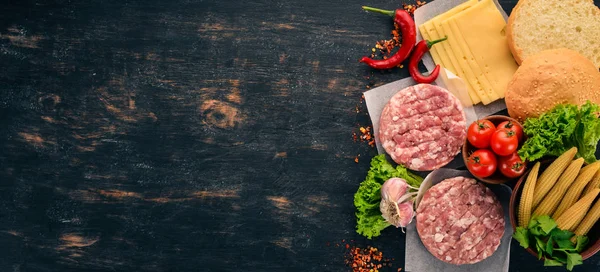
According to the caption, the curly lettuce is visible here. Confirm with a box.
[518,101,600,163]
[354,154,423,239]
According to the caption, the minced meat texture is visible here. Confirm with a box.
[378,84,467,171]
[416,177,505,265]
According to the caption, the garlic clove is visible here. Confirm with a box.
[396,201,415,227]
[380,198,415,228]
[381,177,409,202]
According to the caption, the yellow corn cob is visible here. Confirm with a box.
[519,162,540,227]
[582,169,600,196]
[532,147,578,208]
[555,188,600,231]
[573,197,600,237]
[554,161,600,218]
[533,158,585,216]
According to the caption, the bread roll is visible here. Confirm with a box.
[505,48,600,122]
[506,0,600,69]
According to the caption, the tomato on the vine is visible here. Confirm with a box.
[490,129,519,156]
[467,120,496,149]
[467,149,497,178]
[498,153,526,178]
[497,121,524,142]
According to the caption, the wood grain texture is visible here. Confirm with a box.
[0,0,598,271]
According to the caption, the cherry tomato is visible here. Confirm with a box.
[467,120,496,149]
[467,149,498,178]
[497,121,524,142]
[498,153,526,178]
[490,129,519,156]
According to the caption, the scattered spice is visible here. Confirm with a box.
[354,154,360,163]
[402,1,427,16]
[344,245,396,272]
[367,1,426,64]
[357,126,375,147]
[352,124,375,148]
[360,7,416,70]
[370,24,402,60]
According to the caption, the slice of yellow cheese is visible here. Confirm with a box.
[426,23,480,105]
[420,23,454,74]
[441,20,498,104]
[425,0,480,104]
[434,22,487,104]
[420,27,473,106]
[426,0,477,73]
[449,0,518,97]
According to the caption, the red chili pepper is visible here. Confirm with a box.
[408,37,448,83]
[360,6,416,70]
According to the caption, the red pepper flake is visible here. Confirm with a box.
[355,125,375,148]
[344,245,396,272]
[401,1,426,16]
[371,24,402,59]
[354,155,360,163]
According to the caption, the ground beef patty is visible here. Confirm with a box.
[378,84,466,171]
[416,177,504,265]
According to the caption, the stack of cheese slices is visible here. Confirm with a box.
[419,0,518,106]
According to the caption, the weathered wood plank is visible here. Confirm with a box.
[0,0,598,271]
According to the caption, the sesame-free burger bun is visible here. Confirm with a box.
[505,48,600,122]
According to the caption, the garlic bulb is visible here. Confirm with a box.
[380,178,418,228]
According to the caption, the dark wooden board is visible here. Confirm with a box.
[1,0,599,271]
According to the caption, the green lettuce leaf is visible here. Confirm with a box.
[354,155,423,239]
[518,101,600,163]
[574,102,600,163]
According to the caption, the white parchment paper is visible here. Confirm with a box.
[406,169,513,272]
[413,0,509,118]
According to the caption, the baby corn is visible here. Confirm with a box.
[553,161,600,218]
[555,188,600,231]
[532,147,577,208]
[573,197,600,237]
[533,158,585,217]
[519,162,540,227]
[582,169,600,196]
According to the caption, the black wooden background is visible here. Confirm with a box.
[1,0,599,271]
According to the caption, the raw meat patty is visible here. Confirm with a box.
[378,84,467,171]
[416,177,505,265]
